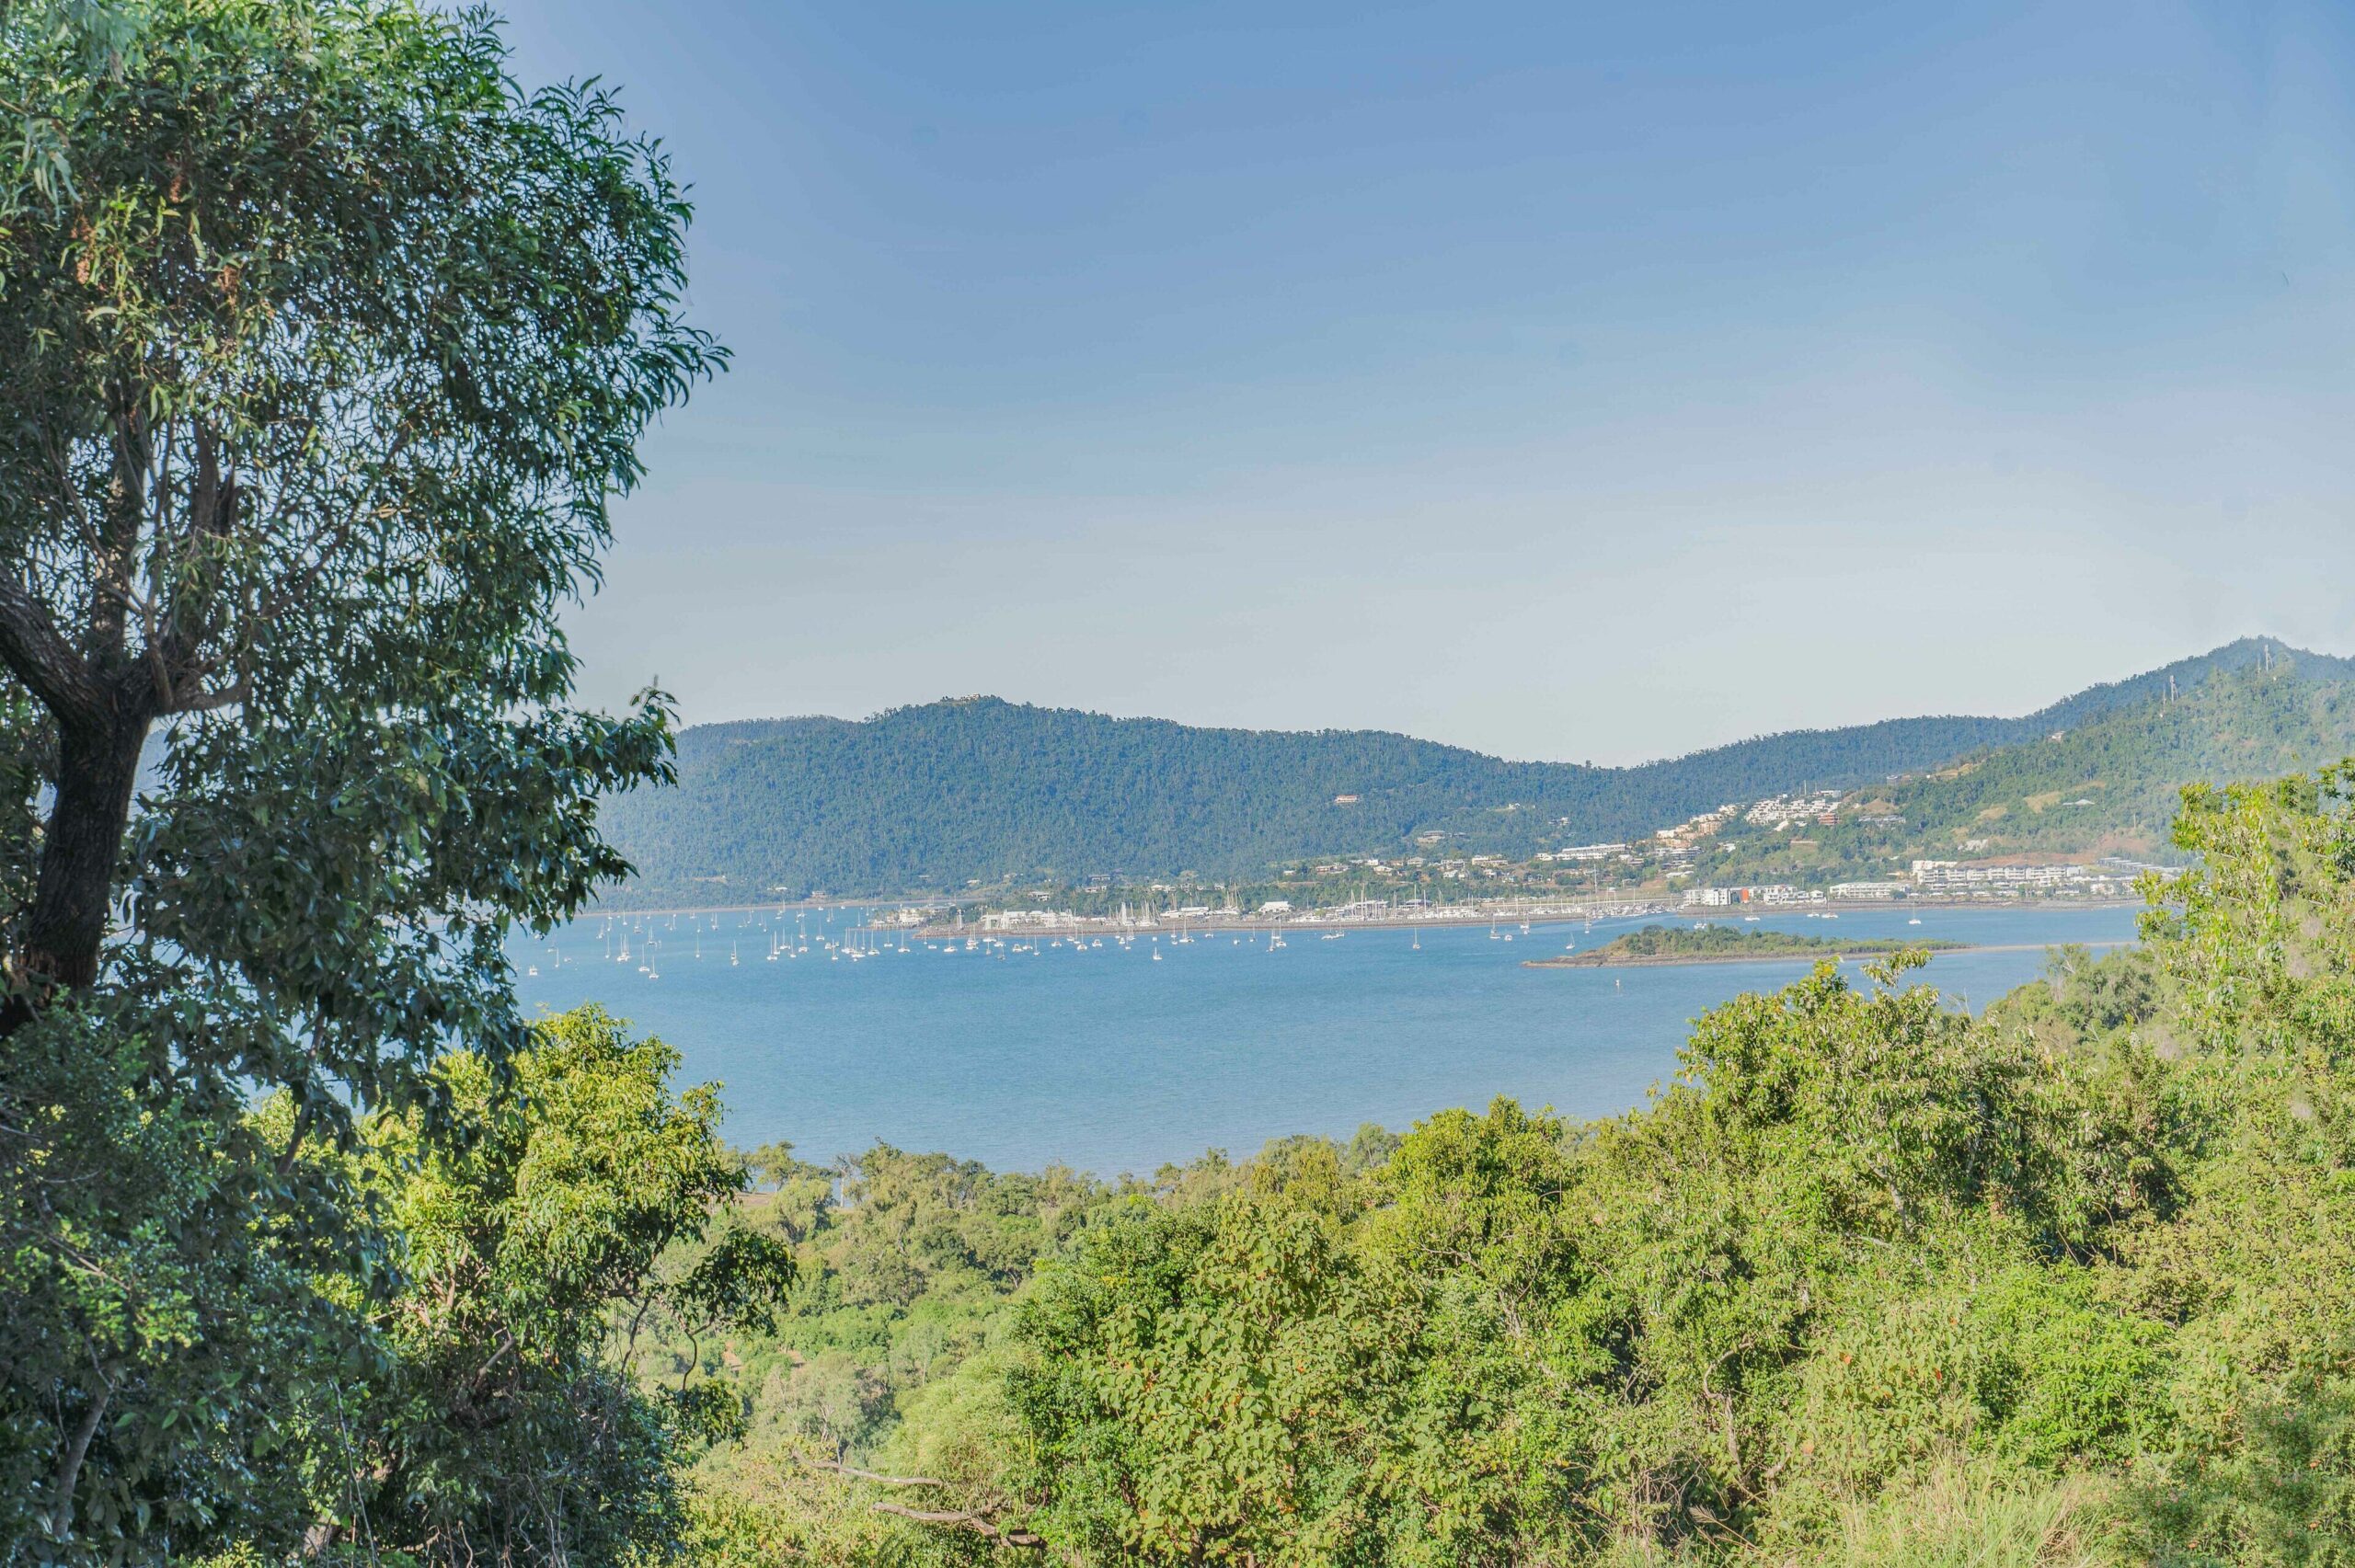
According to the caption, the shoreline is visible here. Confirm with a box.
[1524,938,2132,970]
[584,894,2147,932]
[896,898,2146,943]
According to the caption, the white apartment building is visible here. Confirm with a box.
[1829,880,1911,900]
[1910,861,2119,897]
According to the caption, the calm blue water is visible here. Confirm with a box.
[511,902,2142,1177]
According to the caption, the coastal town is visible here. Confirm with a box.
[899,787,2166,939]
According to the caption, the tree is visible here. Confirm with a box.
[0,0,716,1008]
[0,0,718,1555]
[346,1006,793,1566]
[743,1139,803,1193]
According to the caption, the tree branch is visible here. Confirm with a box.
[807,1458,949,1488]
[867,1502,1043,1548]
[148,430,236,706]
[798,1458,1045,1550]
[46,1360,113,1541]
[0,577,108,729]
[274,1094,318,1181]
[167,674,247,715]
[87,390,151,660]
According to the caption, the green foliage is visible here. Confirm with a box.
[0,1011,360,1554]
[337,1005,792,1565]
[0,0,716,1557]
[0,1003,786,1566]
[2120,1377,2355,1564]
[12,5,2355,1561]
[1542,921,1960,964]
[1007,1194,1418,1565]
[682,1146,1106,1466]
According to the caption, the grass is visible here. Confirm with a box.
[1817,1462,2112,1568]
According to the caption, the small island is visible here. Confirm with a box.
[1525,923,1965,968]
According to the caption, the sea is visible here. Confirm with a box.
[510,901,2142,1178]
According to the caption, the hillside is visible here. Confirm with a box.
[1890,658,2355,852]
[593,637,2349,904]
[1706,653,2355,887]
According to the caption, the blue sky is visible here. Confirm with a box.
[495,0,2355,764]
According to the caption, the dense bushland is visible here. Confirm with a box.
[666,764,2355,1565]
[1,1004,789,1564]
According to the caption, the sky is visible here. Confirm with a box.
[491,0,2355,766]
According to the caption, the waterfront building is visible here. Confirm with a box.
[1829,880,1911,900]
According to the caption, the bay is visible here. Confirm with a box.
[511,901,2142,1177]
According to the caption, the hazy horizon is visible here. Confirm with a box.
[492,1,2355,767]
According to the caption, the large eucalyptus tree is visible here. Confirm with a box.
[0,0,721,1553]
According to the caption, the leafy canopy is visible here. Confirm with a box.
[0,0,718,1557]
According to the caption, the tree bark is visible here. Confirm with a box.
[19,712,149,993]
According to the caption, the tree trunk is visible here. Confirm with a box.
[19,715,149,993]
[45,1371,111,1544]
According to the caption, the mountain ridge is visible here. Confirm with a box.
[675,636,2345,770]
[595,637,2347,903]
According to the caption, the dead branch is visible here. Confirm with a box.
[868,1501,1044,1549]
[805,1457,948,1488]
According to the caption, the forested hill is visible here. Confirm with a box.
[594,637,2344,903]
[1872,654,2355,853]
